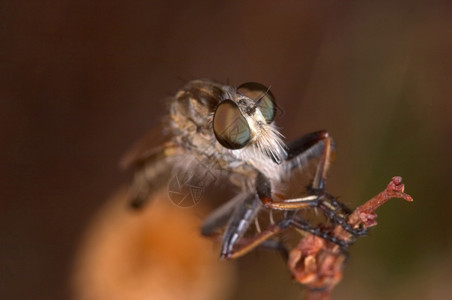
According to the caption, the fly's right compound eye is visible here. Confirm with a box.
[213,100,251,150]
[237,82,276,124]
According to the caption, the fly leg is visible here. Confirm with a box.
[221,217,292,259]
[256,130,336,209]
[278,130,336,209]
[258,130,335,211]
[214,194,263,259]
[213,132,363,260]
[289,216,351,249]
[201,192,290,259]
[201,192,249,236]
[257,173,366,236]
[257,130,365,236]
[224,216,357,260]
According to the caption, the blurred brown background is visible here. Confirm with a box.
[1,1,451,299]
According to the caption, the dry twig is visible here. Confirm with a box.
[288,176,413,300]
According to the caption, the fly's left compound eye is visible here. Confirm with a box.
[237,82,276,123]
[213,100,251,150]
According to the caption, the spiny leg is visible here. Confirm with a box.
[222,218,292,259]
[217,131,356,259]
[223,196,364,259]
[202,192,283,260]
[219,194,262,259]
[289,132,364,236]
[224,210,355,259]
[256,172,364,237]
[202,130,334,258]
[311,131,333,191]
[258,131,351,224]
[285,130,333,174]
[223,132,361,259]
[289,217,351,248]
[201,192,249,236]
[256,172,324,210]
[260,131,335,210]
[221,196,359,259]
[256,130,361,235]
[319,193,368,237]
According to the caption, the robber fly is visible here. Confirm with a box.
[122,80,362,259]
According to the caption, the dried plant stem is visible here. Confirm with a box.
[289,176,413,300]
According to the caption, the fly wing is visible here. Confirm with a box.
[121,124,181,209]
[120,125,175,169]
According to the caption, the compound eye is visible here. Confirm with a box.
[213,100,251,150]
[237,82,276,123]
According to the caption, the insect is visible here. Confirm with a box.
[122,79,362,259]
